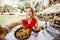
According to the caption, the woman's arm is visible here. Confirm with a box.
[35,23,40,33]
[34,23,40,37]
[4,21,23,31]
[33,18,40,33]
[0,21,23,39]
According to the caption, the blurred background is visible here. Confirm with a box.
[0,0,60,40]
[0,0,60,25]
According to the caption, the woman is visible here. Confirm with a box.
[4,7,40,40]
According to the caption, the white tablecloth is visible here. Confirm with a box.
[5,21,53,40]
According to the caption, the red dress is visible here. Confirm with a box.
[21,18,37,30]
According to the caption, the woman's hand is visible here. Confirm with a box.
[34,22,40,33]
[32,26,40,33]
